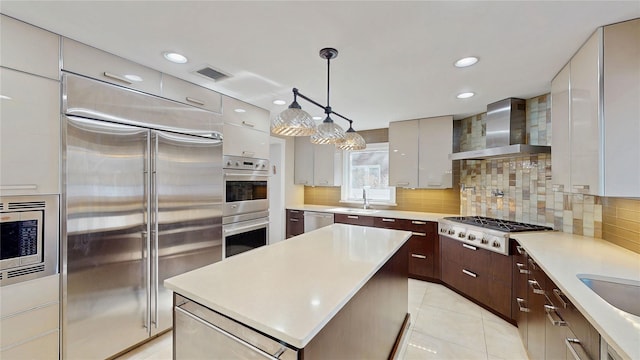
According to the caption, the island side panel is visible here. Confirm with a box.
[301,242,409,359]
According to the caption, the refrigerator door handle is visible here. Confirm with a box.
[145,131,152,333]
[142,231,150,330]
[152,134,159,329]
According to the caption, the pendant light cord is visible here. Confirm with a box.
[326,56,331,108]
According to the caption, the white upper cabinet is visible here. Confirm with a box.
[0,15,60,80]
[389,119,419,188]
[221,96,270,133]
[294,138,342,186]
[161,74,222,113]
[551,19,640,197]
[0,68,60,195]
[221,95,270,159]
[603,19,640,197]
[418,116,453,189]
[389,116,453,189]
[62,38,162,95]
[551,63,571,192]
[569,29,602,194]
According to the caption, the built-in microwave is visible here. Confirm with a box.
[0,195,59,286]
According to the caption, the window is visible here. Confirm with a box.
[341,142,396,205]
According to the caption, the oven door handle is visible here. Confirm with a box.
[224,173,269,180]
[224,220,269,237]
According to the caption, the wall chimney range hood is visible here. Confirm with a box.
[450,98,551,160]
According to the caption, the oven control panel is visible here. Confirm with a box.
[223,155,269,172]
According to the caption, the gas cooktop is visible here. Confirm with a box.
[443,216,553,232]
[438,216,553,255]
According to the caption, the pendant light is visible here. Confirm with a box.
[272,48,365,149]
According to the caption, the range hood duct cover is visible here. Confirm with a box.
[451,98,551,160]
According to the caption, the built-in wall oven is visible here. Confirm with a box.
[0,194,59,286]
[222,155,269,258]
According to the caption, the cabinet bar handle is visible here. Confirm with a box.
[545,304,568,326]
[411,232,426,237]
[242,120,255,127]
[527,257,539,270]
[411,221,426,225]
[396,182,410,186]
[103,71,133,84]
[289,218,299,222]
[411,254,427,259]
[0,184,38,190]
[186,97,205,106]
[528,280,545,295]
[516,262,531,274]
[553,289,571,309]
[289,210,299,213]
[516,245,526,255]
[516,298,530,313]
[462,244,477,251]
[462,269,477,278]
[382,218,395,222]
[241,151,255,157]
[347,215,359,219]
[565,338,589,360]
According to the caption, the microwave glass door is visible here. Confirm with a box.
[0,210,42,266]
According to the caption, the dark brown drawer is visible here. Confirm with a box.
[373,217,410,230]
[334,213,374,226]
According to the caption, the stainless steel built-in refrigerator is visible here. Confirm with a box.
[63,73,223,359]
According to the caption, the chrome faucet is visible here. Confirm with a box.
[362,188,370,209]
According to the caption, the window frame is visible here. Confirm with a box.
[340,142,397,206]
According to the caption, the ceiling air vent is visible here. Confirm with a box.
[194,66,230,82]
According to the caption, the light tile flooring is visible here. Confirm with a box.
[117,279,529,360]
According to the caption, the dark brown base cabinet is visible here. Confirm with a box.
[334,214,439,281]
[513,240,600,360]
[440,235,512,319]
[286,209,304,238]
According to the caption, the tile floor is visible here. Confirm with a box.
[117,279,529,360]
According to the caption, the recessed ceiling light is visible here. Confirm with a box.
[273,99,287,105]
[124,74,143,82]
[454,57,479,68]
[163,51,188,64]
[234,108,246,113]
[0,95,12,100]
[312,116,323,120]
[457,92,475,99]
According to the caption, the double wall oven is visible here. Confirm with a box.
[223,155,269,258]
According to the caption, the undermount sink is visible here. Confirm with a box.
[328,207,380,215]
[577,274,640,317]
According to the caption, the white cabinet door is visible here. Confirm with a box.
[0,15,60,80]
[161,74,222,113]
[389,119,419,188]
[62,38,162,95]
[418,116,453,189]
[603,19,640,197]
[314,144,342,186]
[294,137,314,185]
[223,123,270,159]
[570,30,602,195]
[551,63,572,192]
[221,96,270,133]
[0,68,60,195]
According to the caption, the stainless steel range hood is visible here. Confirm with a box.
[451,98,551,160]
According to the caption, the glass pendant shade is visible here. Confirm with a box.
[271,102,317,136]
[336,128,366,150]
[310,115,345,144]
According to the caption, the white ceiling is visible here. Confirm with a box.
[2,1,639,130]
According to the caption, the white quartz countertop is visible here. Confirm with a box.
[286,204,458,222]
[164,224,411,349]
[513,232,640,360]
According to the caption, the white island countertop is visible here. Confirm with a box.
[286,204,458,222]
[513,232,640,360]
[164,224,411,349]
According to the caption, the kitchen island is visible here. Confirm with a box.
[164,224,411,359]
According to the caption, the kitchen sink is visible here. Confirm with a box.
[577,274,640,317]
[328,207,380,215]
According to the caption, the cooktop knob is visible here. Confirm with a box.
[492,241,501,248]
[448,229,455,235]
[458,232,466,238]
[481,237,489,244]
[468,234,476,241]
